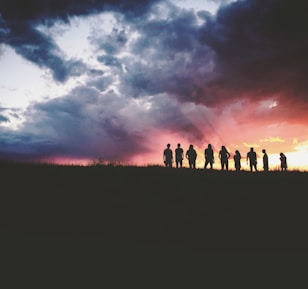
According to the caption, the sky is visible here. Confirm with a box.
[1,0,308,170]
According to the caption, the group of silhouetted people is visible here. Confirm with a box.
[163,143,288,171]
[163,143,197,169]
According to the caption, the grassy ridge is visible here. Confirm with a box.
[1,162,308,251]
[2,163,308,286]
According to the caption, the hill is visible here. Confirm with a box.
[1,162,307,251]
[1,163,308,287]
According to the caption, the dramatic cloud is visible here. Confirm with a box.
[0,0,157,81]
[0,114,9,123]
[1,0,308,167]
[200,0,308,106]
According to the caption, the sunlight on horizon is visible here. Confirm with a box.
[42,148,308,172]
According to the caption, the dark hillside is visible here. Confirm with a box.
[1,163,307,251]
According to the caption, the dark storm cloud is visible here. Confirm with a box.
[87,75,114,91]
[87,2,219,144]
[0,0,158,22]
[117,3,216,104]
[0,114,9,123]
[0,107,17,123]
[4,23,87,81]
[0,0,158,82]
[199,0,308,102]
[92,27,129,55]
[0,130,62,161]
[148,94,206,143]
[0,86,151,161]
[97,55,122,69]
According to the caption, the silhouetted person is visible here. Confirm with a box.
[262,149,269,171]
[186,144,197,169]
[219,145,230,170]
[280,153,287,171]
[233,150,241,171]
[204,144,214,169]
[175,143,184,168]
[247,147,257,171]
[163,144,173,167]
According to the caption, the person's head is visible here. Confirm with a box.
[208,144,212,149]
[222,145,226,151]
[280,152,284,157]
[235,150,239,154]
[250,147,254,151]
[189,144,193,149]
[177,143,181,148]
[167,144,170,148]
[262,149,266,153]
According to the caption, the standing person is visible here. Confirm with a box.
[186,144,197,169]
[163,144,173,167]
[247,147,257,172]
[175,143,184,168]
[280,153,287,171]
[233,150,241,171]
[262,149,269,171]
[219,146,230,171]
[204,144,214,169]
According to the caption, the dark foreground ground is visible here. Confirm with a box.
[1,162,308,287]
